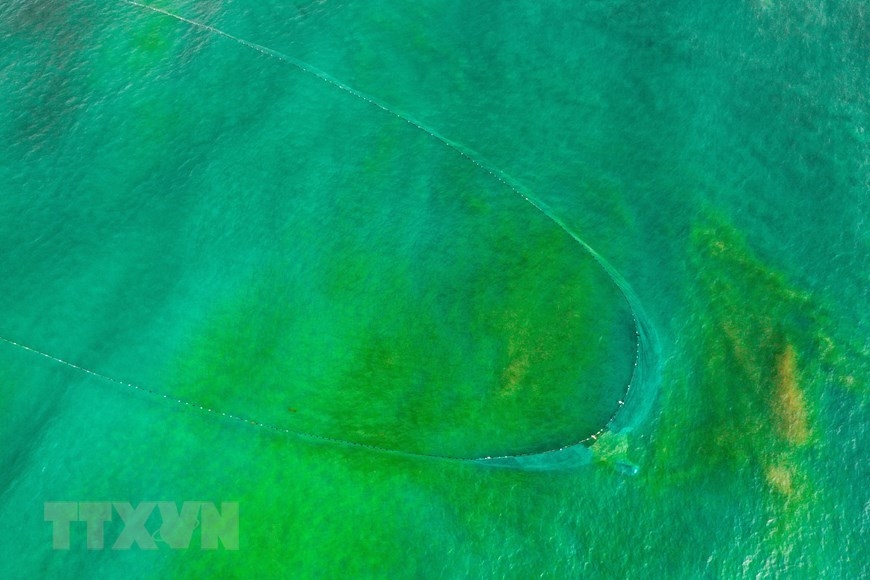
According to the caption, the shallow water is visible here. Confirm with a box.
[0,0,866,577]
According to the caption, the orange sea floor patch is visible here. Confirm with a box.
[765,462,795,497]
[773,343,810,446]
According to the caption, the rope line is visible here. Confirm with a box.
[0,2,658,467]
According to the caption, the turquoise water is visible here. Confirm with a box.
[0,0,866,577]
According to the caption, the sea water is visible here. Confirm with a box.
[0,0,866,577]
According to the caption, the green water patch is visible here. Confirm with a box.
[642,211,863,570]
[650,214,822,483]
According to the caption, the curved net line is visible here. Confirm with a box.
[0,2,659,467]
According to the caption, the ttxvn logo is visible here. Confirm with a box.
[44,501,239,550]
